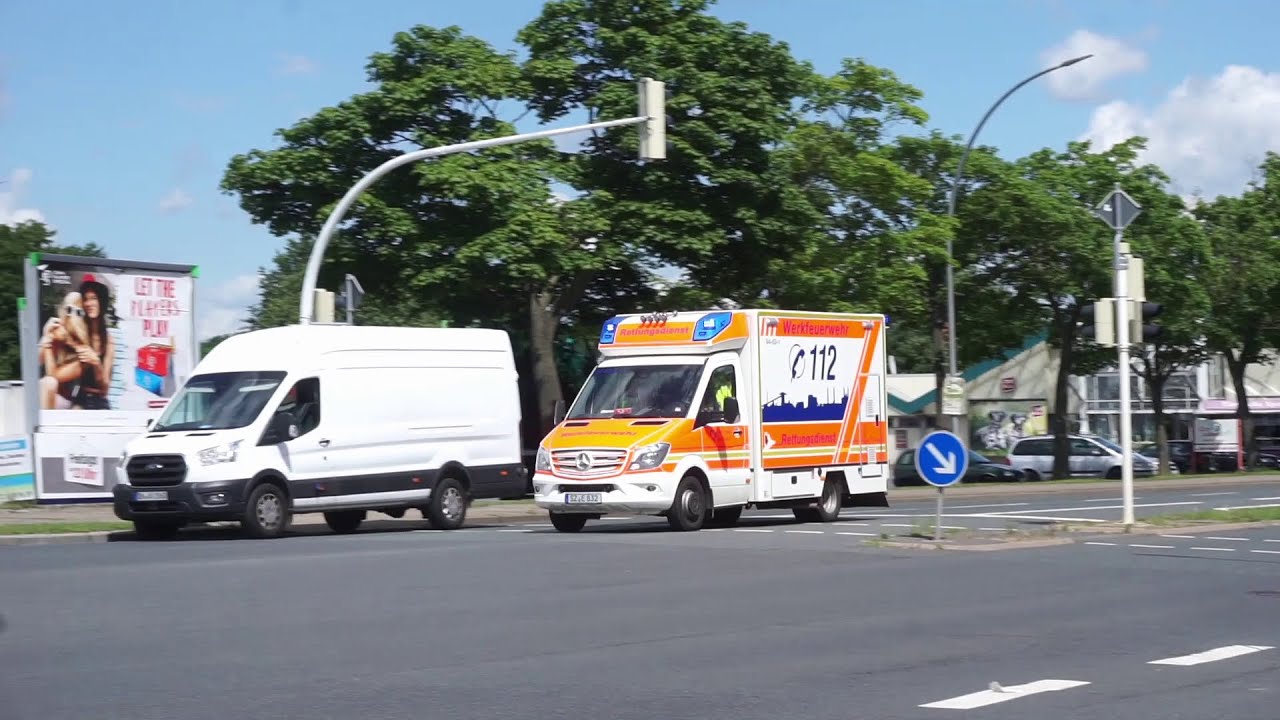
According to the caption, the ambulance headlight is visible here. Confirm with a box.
[198,440,242,466]
[629,443,670,471]
[535,447,552,472]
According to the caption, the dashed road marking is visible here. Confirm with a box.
[1189,547,1235,552]
[1149,645,1274,666]
[1130,544,1175,549]
[1205,536,1250,542]
[920,679,1091,710]
[1214,503,1280,511]
[785,530,824,535]
[837,532,877,537]
[978,527,1007,531]
[1190,492,1238,497]
[733,528,774,533]
[1085,542,1117,546]
[1160,534,1196,539]
[1250,549,1280,555]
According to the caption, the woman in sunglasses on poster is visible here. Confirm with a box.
[70,275,116,410]
[37,291,90,409]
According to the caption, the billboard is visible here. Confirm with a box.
[0,435,35,502]
[21,253,198,500]
[968,398,1049,458]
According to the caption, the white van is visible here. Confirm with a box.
[111,324,527,539]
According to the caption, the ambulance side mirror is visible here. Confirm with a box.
[723,397,741,425]
[552,400,567,426]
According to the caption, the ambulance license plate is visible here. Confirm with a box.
[564,493,602,505]
[134,490,169,502]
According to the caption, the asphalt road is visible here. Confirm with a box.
[2,479,1278,720]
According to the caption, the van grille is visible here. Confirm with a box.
[126,454,187,487]
[551,448,628,478]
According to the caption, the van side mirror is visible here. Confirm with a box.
[552,400,567,426]
[723,397,740,425]
[145,418,154,430]
[263,412,300,445]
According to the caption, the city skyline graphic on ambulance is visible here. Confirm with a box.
[762,389,851,422]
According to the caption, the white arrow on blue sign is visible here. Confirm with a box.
[914,430,969,488]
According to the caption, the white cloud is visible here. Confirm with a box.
[157,188,193,214]
[1039,30,1148,102]
[1081,65,1280,199]
[0,167,46,226]
[277,53,317,76]
[197,273,260,341]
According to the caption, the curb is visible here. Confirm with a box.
[887,474,1280,501]
[0,506,549,547]
[875,536,1075,552]
[1080,519,1280,538]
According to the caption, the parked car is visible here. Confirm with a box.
[1135,440,1279,474]
[893,449,1025,487]
[1007,434,1158,481]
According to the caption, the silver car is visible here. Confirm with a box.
[1006,434,1157,481]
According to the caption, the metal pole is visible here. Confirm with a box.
[934,487,944,541]
[297,115,649,324]
[943,54,1093,423]
[1114,219,1135,527]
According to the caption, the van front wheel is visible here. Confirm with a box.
[549,513,588,533]
[667,475,707,532]
[426,477,468,530]
[242,483,290,539]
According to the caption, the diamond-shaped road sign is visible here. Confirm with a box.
[1094,187,1142,231]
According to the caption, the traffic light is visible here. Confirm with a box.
[1131,300,1164,343]
[1080,299,1115,347]
[637,77,666,160]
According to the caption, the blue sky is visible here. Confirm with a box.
[4,0,1279,339]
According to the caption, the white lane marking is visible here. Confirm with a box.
[1190,547,1235,552]
[881,523,913,527]
[983,501,1202,516]
[1205,536,1250,542]
[1191,492,1238,497]
[1160,534,1196,539]
[1084,497,1132,503]
[835,522,869,527]
[1250,549,1280,555]
[734,528,774,533]
[785,530,824,535]
[1250,496,1280,501]
[979,527,1007,531]
[497,529,536,533]
[967,513,1108,523]
[943,502,1031,510]
[919,679,1091,710]
[412,529,445,533]
[1265,539,1280,543]
[1214,503,1280,511]
[1149,645,1274,666]
[1085,541,1117,546]
[838,531,876,537]
[1130,544,1175,549]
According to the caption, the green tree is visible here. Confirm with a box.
[965,138,1176,478]
[517,0,816,307]
[221,26,653,439]
[0,221,106,379]
[1193,155,1280,468]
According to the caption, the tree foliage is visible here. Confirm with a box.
[0,221,106,380]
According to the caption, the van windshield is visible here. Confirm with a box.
[152,371,287,432]
[567,363,703,420]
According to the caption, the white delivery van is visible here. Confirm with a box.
[112,324,527,539]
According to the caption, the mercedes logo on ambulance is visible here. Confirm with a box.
[575,452,592,472]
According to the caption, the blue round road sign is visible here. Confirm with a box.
[914,430,969,488]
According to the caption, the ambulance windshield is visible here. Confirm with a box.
[152,371,287,431]
[567,363,703,420]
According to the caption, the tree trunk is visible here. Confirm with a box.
[528,289,564,437]
[1150,373,1169,475]
[1051,339,1074,480]
[1225,350,1255,470]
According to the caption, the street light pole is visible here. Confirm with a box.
[941,54,1093,426]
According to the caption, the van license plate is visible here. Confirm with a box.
[564,493,602,504]
[134,490,169,502]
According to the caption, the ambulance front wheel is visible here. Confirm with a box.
[549,512,589,533]
[667,474,708,532]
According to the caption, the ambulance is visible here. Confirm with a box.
[532,309,890,532]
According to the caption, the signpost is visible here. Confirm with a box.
[1093,184,1142,527]
[941,375,967,416]
[915,429,969,541]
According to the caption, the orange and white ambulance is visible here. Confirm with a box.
[532,309,890,532]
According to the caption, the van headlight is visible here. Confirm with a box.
[629,442,671,471]
[536,447,552,472]
[198,440,242,466]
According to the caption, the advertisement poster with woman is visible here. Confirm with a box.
[35,260,195,425]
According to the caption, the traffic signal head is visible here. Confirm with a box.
[1131,301,1164,343]
[637,77,666,161]
[1080,298,1115,347]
